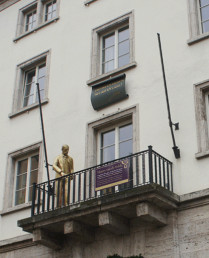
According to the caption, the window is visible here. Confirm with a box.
[86,105,139,167]
[199,0,209,33]
[3,142,42,211]
[45,0,57,21]
[15,154,39,206]
[10,50,50,118]
[102,26,130,74]
[15,0,60,41]
[25,9,37,32]
[23,63,46,107]
[88,11,136,85]
[187,0,209,44]
[194,79,209,158]
[99,123,133,163]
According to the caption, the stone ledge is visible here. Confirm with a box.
[84,0,98,6]
[0,0,20,12]
[9,98,49,118]
[87,62,137,86]
[187,32,209,45]
[195,150,209,159]
[0,234,34,253]
[13,18,59,42]
[179,188,209,210]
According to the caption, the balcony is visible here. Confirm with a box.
[18,146,179,250]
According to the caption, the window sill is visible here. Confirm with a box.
[87,61,137,86]
[0,202,31,216]
[195,150,209,159]
[84,0,98,5]
[9,98,49,118]
[187,32,209,45]
[13,17,59,42]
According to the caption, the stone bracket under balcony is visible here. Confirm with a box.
[18,184,179,250]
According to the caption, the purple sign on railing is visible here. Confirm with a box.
[95,159,129,191]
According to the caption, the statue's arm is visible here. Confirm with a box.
[53,157,62,174]
[71,159,74,173]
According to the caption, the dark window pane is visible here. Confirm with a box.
[35,89,44,103]
[119,140,133,158]
[119,124,133,142]
[28,186,33,201]
[26,70,36,84]
[38,64,46,78]
[201,5,209,21]
[24,82,35,97]
[119,27,129,42]
[118,54,129,68]
[52,10,56,18]
[202,20,209,32]
[103,34,115,48]
[103,60,114,73]
[102,146,115,163]
[118,40,129,57]
[23,94,34,107]
[17,159,28,175]
[24,70,36,106]
[48,4,53,13]
[29,170,38,185]
[28,14,32,23]
[200,0,209,7]
[16,174,27,190]
[103,46,114,62]
[15,189,26,205]
[102,130,115,147]
[46,12,52,20]
[37,77,45,91]
[31,155,39,170]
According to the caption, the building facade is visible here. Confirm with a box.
[1,0,209,257]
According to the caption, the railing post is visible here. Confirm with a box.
[31,183,36,216]
[148,145,153,183]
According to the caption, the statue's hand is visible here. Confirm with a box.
[61,172,65,176]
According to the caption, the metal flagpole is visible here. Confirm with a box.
[157,33,180,159]
[36,83,53,193]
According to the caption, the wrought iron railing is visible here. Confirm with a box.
[31,146,173,216]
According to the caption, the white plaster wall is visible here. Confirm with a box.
[0,0,209,241]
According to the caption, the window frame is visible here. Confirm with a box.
[97,120,133,164]
[85,105,139,168]
[2,142,43,212]
[14,0,60,41]
[44,0,57,22]
[100,25,130,75]
[9,50,51,118]
[87,11,136,86]
[194,79,209,158]
[25,8,37,32]
[187,0,209,44]
[13,152,39,206]
[23,61,46,108]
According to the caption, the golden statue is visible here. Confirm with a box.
[53,144,74,206]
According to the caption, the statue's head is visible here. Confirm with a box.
[62,144,69,155]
